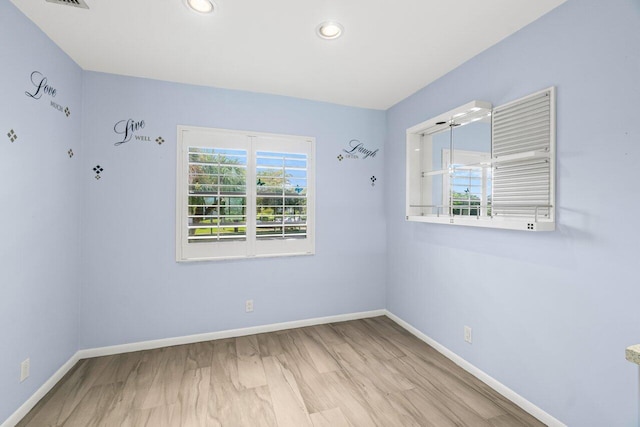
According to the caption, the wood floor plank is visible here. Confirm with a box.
[208,339,277,426]
[349,318,407,359]
[60,382,124,427]
[141,346,187,409]
[332,342,366,366]
[184,341,214,371]
[489,413,531,427]
[208,338,243,425]
[311,324,347,348]
[319,370,378,427]
[169,367,211,427]
[257,331,286,357]
[392,355,506,422]
[298,328,341,374]
[236,335,268,389]
[117,404,175,427]
[336,347,415,394]
[332,321,402,362]
[401,386,492,427]
[332,361,422,427]
[124,348,166,410]
[310,407,351,427]
[276,331,335,414]
[263,354,313,427]
[237,385,279,427]
[18,317,548,427]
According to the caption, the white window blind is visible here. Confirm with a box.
[188,147,247,243]
[256,151,308,240]
[492,88,555,220]
[176,126,315,261]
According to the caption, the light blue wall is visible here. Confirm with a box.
[0,1,83,423]
[5,0,640,425]
[385,0,640,425]
[78,72,387,349]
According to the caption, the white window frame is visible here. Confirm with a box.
[176,125,315,261]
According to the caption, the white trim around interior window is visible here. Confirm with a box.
[176,125,316,262]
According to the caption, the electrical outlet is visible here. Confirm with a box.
[464,326,472,344]
[20,358,30,382]
[245,299,254,313]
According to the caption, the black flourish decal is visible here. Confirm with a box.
[114,119,145,146]
[343,139,379,159]
[25,71,57,100]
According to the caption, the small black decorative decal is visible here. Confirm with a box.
[156,136,164,145]
[93,165,104,180]
[370,176,377,187]
[64,107,71,117]
[257,179,265,186]
[68,149,74,158]
[337,154,344,161]
[295,185,303,194]
[7,129,18,143]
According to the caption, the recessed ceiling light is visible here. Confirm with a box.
[316,21,344,40]
[186,0,215,14]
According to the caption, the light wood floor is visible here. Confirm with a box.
[17,316,545,427]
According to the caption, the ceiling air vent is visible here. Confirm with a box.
[45,0,89,9]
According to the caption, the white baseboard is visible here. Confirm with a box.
[77,309,387,359]
[1,353,80,427]
[385,310,566,427]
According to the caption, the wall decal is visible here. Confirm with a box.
[155,136,164,145]
[257,179,265,186]
[24,71,72,118]
[25,71,57,100]
[337,154,344,162]
[68,149,74,158]
[341,139,379,160]
[370,176,377,187]
[7,129,18,143]
[114,119,147,146]
[50,101,67,115]
[93,165,104,180]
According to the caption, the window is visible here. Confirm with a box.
[442,149,491,217]
[176,126,315,261]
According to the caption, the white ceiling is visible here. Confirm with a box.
[11,0,567,110]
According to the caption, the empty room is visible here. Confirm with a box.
[1,0,639,426]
